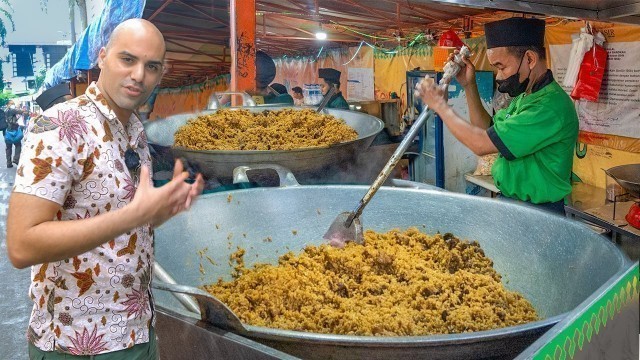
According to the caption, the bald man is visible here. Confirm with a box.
[7,19,203,359]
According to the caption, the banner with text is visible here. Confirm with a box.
[547,22,640,150]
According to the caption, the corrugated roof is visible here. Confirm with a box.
[144,0,640,87]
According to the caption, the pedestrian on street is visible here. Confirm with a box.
[4,100,25,168]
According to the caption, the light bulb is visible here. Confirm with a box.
[315,31,327,40]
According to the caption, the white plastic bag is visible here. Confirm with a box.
[563,26,594,88]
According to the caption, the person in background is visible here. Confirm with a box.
[0,102,7,140]
[218,51,293,106]
[252,51,291,105]
[318,68,349,109]
[255,50,276,97]
[17,104,28,129]
[4,100,26,168]
[291,86,304,106]
[266,82,294,105]
[416,18,578,215]
[6,18,204,359]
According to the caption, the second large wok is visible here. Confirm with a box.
[144,106,384,181]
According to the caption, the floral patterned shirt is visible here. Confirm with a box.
[14,82,154,355]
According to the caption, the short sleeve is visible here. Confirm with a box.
[13,113,81,205]
[487,100,566,160]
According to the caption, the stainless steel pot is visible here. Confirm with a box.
[151,173,631,360]
[143,106,384,181]
[603,164,640,197]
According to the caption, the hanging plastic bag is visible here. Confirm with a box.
[571,33,607,102]
[438,29,465,48]
[562,25,594,88]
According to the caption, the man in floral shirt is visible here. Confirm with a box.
[6,19,204,359]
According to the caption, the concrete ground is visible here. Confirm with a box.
[0,150,30,360]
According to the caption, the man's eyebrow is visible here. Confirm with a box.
[118,51,163,66]
[118,51,138,59]
[491,61,503,68]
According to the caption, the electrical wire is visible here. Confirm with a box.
[342,41,364,65]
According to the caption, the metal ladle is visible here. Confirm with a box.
[324,47,471,247]
[322,102,437,247]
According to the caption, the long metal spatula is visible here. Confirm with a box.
[151,280,246,333]
[323,46,471,247]
[323,105,435,247]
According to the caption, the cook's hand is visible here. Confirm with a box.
[129,159,204,228]
[415,77,448,114]
[447,49,476,88]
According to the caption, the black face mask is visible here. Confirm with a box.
[496,54,531,97]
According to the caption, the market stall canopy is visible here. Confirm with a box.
[146,0,640,88]
[418,0,640,25]
[46,0,640,88]
[44,0,145,89]
[145,0,492,87]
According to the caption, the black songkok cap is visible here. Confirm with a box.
[256,51,276,88]
[484,18,545,49]
[36,82,71,110]
[318,68,341,84]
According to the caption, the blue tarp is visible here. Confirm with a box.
[44,0,146,89]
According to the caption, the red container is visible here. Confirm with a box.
[625,202,640,229]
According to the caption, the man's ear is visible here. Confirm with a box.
[97,47,107,69]
[525,50,537,69]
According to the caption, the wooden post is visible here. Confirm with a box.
[230,0,256,94]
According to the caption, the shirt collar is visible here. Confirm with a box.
[531,70,554,93]
[85,82,146,150]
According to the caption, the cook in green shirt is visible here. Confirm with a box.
[488,75,578,204]
[415,18,579,215]
[319,68,350,110]
[263,83,294,105]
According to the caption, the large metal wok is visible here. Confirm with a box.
[604,164,640,197]
[143,106,384,181]
[151,177,631,360]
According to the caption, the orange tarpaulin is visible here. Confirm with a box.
[150,75,229,120]
[272,46,374,97]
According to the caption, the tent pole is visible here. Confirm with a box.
[230,0,256,98]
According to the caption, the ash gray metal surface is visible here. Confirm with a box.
[143,106,384,181]
[515,264,639,359]
[152,184,632,359]
[155,309,299,360]
[152,281,245,332]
